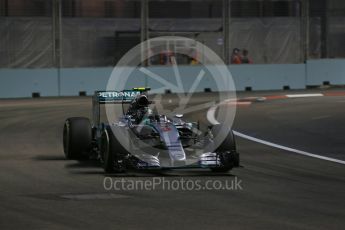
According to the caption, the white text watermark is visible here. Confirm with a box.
[103,177,243,191]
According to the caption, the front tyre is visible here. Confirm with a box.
[63,117,92,160]
[211,151,236,172]
[210,125,239,172]
[101,127,127,173]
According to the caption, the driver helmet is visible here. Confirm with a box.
[136,94,149,107]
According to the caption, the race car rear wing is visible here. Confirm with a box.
[96,90,141,104]
[92,88,150,125]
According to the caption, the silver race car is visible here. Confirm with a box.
[63,88,239,173]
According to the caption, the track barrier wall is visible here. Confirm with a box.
[306,60,345,86]
[0,60,344,98]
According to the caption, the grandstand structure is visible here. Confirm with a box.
[0,0,345,97]
[1,0,344,68]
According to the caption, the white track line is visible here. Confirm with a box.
[228,101,252,106]
[207,99,345,165]
[233,131,345,165]
[286,93,323,98]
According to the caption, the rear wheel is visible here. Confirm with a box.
[63,117,92,160]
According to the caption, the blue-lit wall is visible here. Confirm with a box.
[0,60,344,98]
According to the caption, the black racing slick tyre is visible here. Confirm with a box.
[101,127,127,173]
[210,125,239,172]
[63,117,92,160]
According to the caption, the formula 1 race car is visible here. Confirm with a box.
[63,88,239,173]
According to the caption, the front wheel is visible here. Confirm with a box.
[209,125,239,172]
[211,151,236,172]
[100,127,127,173]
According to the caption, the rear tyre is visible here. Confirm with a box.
[210,125,239,172]
[101,127,127,173]
[63,117,92,160]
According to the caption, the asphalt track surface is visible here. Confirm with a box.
[1,90,345,230]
